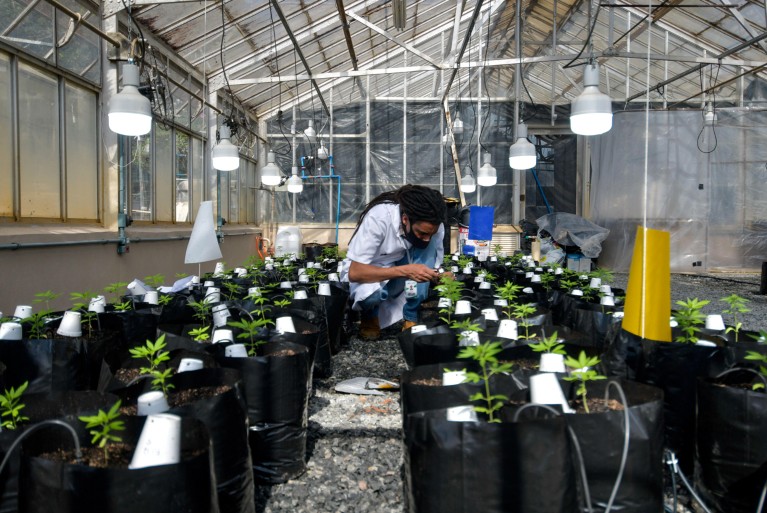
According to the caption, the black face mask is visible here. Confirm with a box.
[403,223,431,249]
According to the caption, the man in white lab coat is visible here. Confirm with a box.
[341,185,446,340]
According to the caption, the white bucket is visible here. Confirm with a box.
[705,314,726,331]
[225,344,249,358]
[0,323,23,341]
[178,358,204,373]
[294,290,308,300]
[539,353,566,373]
[443,370,467,386]
[276,316,296,334]
[318,282,332,296]
[212,329,234,344]
[88,295,107,313]
[482,308,499,321]
[143,291,159,305]
[530,373,574,413]
[56,311,82,337]
[454,300,471,315]
[137,391,170,416]
[211,304,230,328]
[497,319,518,340]
[13,305,32,320]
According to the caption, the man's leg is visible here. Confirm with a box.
[401,241,439,327]
[357,287,388,340]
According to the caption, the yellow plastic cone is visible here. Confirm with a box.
[622,225,672,342]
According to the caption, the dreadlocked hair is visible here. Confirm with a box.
[351,185,446,239]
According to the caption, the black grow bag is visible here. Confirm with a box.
[215,341,311,484]
[571,304,622,352]
[0,391,118,513]
[0,338,89,394]
[696,371,767,513]
[19,416,219,513]
[564,379,665,513]
[404,407,577,513]
[114,368,254,513]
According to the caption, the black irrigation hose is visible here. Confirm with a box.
[604,381,631,513]
[0,420,82,475]
[665,450,714,513]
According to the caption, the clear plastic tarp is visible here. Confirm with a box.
[590,109,767,272]
[536,212,609,258]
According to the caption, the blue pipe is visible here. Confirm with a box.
[531,168,552,214]
[299,155,341,244]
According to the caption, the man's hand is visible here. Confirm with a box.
[400,264,439,283]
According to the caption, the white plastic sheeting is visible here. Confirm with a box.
[590,109,767,272]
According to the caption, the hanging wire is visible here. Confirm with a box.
[269,4,291,157]
[562,1,602,69]
[696,64,721,154]
[120,0,145,67]
[479,8,493,154]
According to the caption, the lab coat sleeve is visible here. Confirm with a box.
[434,223,445,268]
[347,211,387,265]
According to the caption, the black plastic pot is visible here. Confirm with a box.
[19,416,219,513]
[215,341,311,484]
[571,304,622,352]
[404,407,577,513]
[696,370,767,513]
[0,339,89,394]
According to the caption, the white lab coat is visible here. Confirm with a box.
[340,203,445,328]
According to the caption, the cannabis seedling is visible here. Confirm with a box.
[0,381,29,430]
[563,351,606,414]
[78,400,125,464]
[529,331,566,355]
[188,298,213,327]
[32,290,60,312]
[674,298,710,343]
[222,281,242,301]
[114,300,132,312]
[458,341,513,423]
[188,325,211,343]
[721,293,750,342]
[744,351,767,391]
[151,368,175,396]
[228,317,274,356]
[512,303,537,340]
[129,334,171,375]
[435,274,463,324]
[495,281,523,319]
[70,291,98,336]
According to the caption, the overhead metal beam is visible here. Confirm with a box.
[346,12,442,69]
[626,29,767,102]
[269,0,329,115]
[440,0,486,104]
[718,0,767,54]
[667,63,767,108]
[336,0,367,98]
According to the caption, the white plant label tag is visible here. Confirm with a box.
[443,370,467,386]
[405,280,418,298]
[447,406,478,422]
[410,324,427,334]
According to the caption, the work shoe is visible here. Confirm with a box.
[359,317,381,340]
[402,320,418,332]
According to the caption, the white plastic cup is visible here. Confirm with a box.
[530,274,542,283]
[452,254,459,261]
[482,308,499,322]
[589,277,602,289]
[236,267,248,277]
[600,284,612,294]
[451,266,459,273]
[127,280,148,296]
[214,262,225,276]
[443,370,467,386]
[410,324,427,334]
[522,287,534,294]
[0,323,23,341]
[454,300,471,315]
[490,256,498,262]
[13,305,32,320]
[137,391,170,416]
[497,319,518,340]
[88,295,107,313]
[143,291,159,305]
[279,281,293,289]
[474,276,484,283]
[191,275,201,284]
[56,311,82,337]
[479,282,492,290]
[297,268,307,276]
[539,353,566,373]
[318,282,332,296]
[446,405,478,422]
[265,264,274,271]
[212,304,230,328]
[212,329,234,344]
[204,287,221,304]
[225,344,249,358]
[494,299,508,307]
[579,275,589,281]
[529,373,574,413]
[600,295,615,306]
[705,314,726,331]
[276,316,296,334]
[203,280,215,288]
[129,413,182,469]
[293,290,308,300]
[462,267,472,275]
[570,289,584,297]
[297,274,309,284]
[328,273,340,282]
[525,271,534,279]
[178,358,204,373]
[247,287,261,297]
[459,330,480,346]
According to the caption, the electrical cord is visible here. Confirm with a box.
[562,3,602,69]
[0,420,83,475]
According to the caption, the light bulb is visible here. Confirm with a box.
[460,167,476,193]
[108,62,152,136]
[304,120,317,142]
[317,141,329,160]
[477,152,497,187]
[261,152,282,186]
[453,112,464,135]
[287,169,303,194]
[509,123,536,170]
[570,63,613,136]
[211,124,240,170]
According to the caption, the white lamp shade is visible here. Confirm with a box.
[211,125,240,170]
[287,172,303,193]
[304,120,317,141]
[261,152,282,186]
[460,170,476,193]
[570,63,613,136]
[453,113,464,135]
[509,124,536,170]
[108,63,152,136]
[317,142,329,160]
[477,153,497,186]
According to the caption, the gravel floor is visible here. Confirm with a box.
[255,272,767,513]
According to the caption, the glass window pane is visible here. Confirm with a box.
[228,168,238,224]
[220,171,230,224]
[0,54,12,217]
[175,131,190,223]
[190,136,203,221]
[155,124,173,222]
[56,2,100,84]
[247,161,256,224]
[65,83,97,219]
[3,0,54,63]
[18,63,60,218]
[128,135,151,221]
